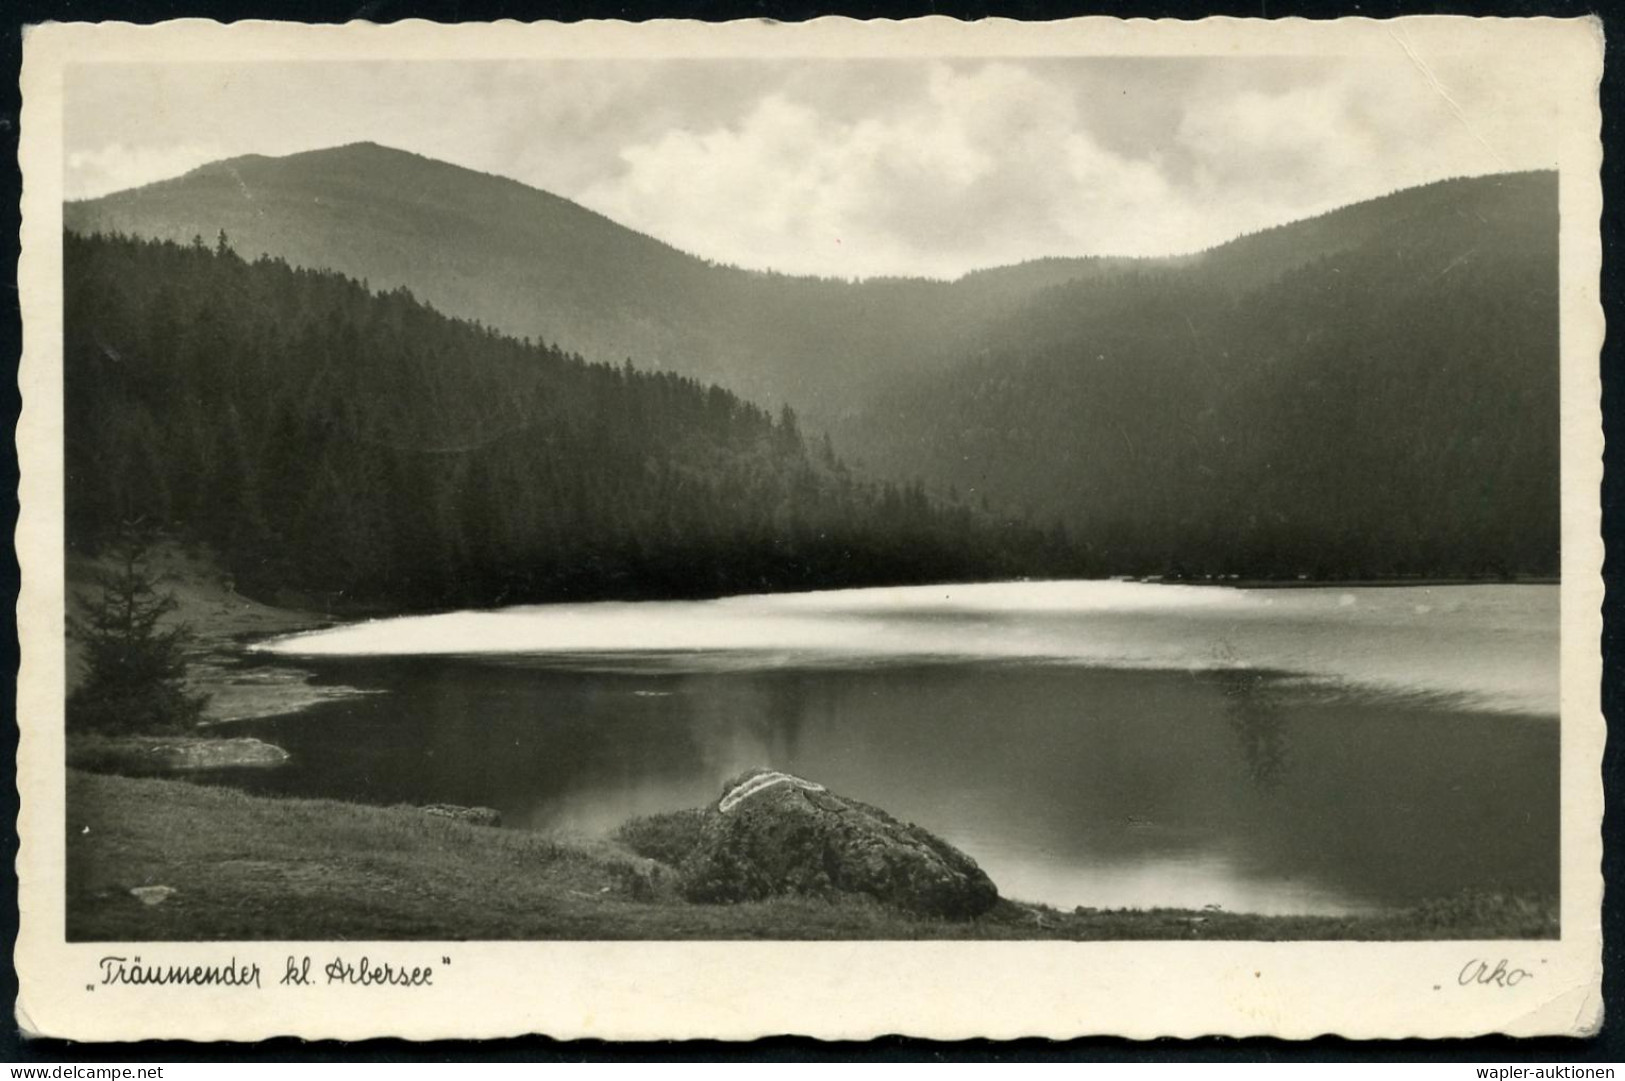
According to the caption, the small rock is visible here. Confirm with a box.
[131,886,176,906]
[167,737,289,770]
[70,736,290,773]
[419,803,503,827]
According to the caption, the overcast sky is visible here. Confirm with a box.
[65,56,1561,279]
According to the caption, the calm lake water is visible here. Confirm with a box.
[219,581,1558,916]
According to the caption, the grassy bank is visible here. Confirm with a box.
[67,771,1557,941]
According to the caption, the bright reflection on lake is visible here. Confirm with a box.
[219,582,1558,917]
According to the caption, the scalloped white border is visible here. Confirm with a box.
[14,16,1606,1042]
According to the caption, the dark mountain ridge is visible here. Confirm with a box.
[65,142,1167,418]
[841,171,1559,578]
[67,144,1545,420]
[67,144,1560,580]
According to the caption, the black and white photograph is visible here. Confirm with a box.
[14,16,1606,1041]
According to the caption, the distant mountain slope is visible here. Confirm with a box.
[841,172,1559,578]
[64,232,1088,610]
[68,147,1561,579]
[64,143,1140,419]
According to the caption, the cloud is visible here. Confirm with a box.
[581,62,1211,278]
[64,56,1564,277]
[66,142,230,200]
[1172,59,1557,234]
[577,56,1553,279]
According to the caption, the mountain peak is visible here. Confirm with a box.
[293,140,422,162]
[179,141,496,192]
[221,140,455,174]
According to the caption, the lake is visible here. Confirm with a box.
[217,580,1558,917]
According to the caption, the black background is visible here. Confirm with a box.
[1,0,1619,1062]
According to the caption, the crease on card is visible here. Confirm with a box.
[1387,25,1509,171]
[1509,975,1604,1037]
[15,994,42,1040]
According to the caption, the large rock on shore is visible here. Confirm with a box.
[678,768,998,919]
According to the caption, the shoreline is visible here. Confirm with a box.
[69,543,372,726]
[1170,576,1560,590]
[66,770,1557,942]
[81,550,1558,729]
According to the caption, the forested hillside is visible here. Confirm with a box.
[64,232,1087,609]
[66,148,1562,582]
[63,143,1150,420]
[842,172,1560,578]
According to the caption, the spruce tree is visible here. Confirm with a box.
[67,520,208,734]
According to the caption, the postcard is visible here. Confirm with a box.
[14,15,1605,1040]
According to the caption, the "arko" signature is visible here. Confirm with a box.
[1458,958,1535,988]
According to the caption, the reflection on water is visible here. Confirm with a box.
[216,583,1559,917]
[1211,662,1290,792]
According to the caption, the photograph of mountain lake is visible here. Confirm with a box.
[58,47,1567,942]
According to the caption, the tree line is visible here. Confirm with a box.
[65,231,1092,612]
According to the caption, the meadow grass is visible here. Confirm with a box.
[67,770,1557,941]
